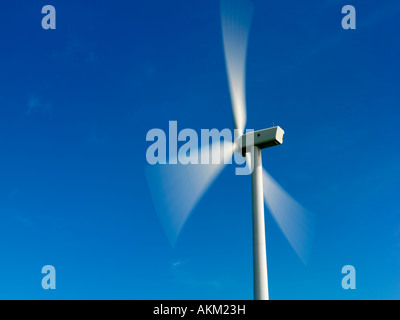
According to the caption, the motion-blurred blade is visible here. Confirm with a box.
[221,0,254,136]
[262,168,315,264]
[146,141,234,246]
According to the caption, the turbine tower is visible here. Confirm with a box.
[146,0,314,300]
[238,127,285,299]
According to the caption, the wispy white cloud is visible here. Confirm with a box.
[85,127,109,145]
[131,61,157,88]
[55,37,97,65]
[171,258,189,269]
[26,95,52,116]
[170,258,222,290]
[8,189,20,197]
[13,214,34,227]
[0,207,36,229]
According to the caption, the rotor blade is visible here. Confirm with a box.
[221,0,254,136]
[146,141,234,246]
[262,168,315,264]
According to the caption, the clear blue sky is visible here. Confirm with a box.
[0,0,398,299]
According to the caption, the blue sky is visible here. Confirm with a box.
[0,0,399,299]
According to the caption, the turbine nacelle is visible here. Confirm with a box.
[238,126,285,156]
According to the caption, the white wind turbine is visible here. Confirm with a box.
[146,0,314,300]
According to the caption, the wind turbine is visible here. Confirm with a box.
[146,0,314,300]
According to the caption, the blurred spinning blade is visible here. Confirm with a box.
[221,0,254,136]
[262,168,315,264]
[146,141,234,245]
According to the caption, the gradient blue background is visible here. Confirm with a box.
[0,0,398,299]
